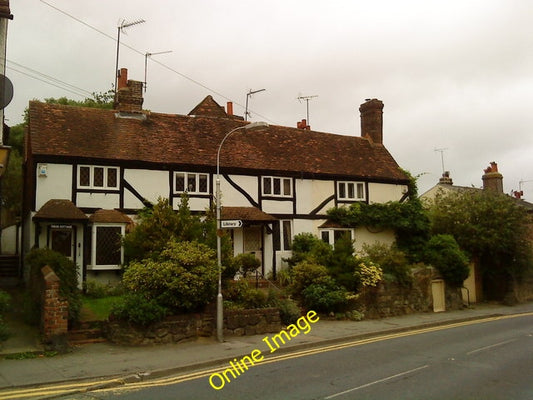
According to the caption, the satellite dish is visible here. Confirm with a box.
[0,75,13,110]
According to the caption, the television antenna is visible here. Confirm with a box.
[434,148,448,173]
[144,50,173,92]
[245,88,266,121]
[114,18,146,97]
[297,95,318,125]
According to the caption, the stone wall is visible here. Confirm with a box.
[105,307,281,346]
[357,267,463,319]
[41,265,68,342]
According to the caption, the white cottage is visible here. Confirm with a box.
[23,69,410,285]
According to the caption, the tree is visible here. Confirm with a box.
[430,189,533,299]
[424,234,470,287]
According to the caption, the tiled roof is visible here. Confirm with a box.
[33,199,88,221]
[28,100,408,182]
[221,207,276,222]
[89,209,133,224]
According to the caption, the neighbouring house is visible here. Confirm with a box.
[22,69,410,286]
[421,162,533,302]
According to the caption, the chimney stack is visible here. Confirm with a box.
[482,161,504,194]
[297,119,310,130]
[115,68,144,112]
[439,171,453,185]
[359,98,384,144]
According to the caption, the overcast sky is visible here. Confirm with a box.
[6,0,533,199]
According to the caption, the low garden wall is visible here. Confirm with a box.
[105,307,281,346]
[357,267,463,319]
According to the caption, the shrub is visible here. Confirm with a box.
[276,268,293,287]
[424,234,470,287]
[274,297,301,325]
[0,290,11,342]
[233,253,261,278]
[290,261,331,296]
[361,243,413,287]
[123,240,218,313]
[286,233,332,267]
[83,280,124,298]
[354,260,383,288]
[327,233,359,290]
[110,293,167,326]
[301,281,348,313]
[25,248,82,324]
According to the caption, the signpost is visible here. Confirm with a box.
[220,220,243,229]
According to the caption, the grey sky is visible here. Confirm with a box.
[6,0,533,199]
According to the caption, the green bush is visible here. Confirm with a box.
[290,261,331,296]
[123,240,218,313]
[25,248,82,324]
[361,243,413,287]
[301,281,348,313]
[83,280,124,299]
[110,293,167,326]
[424,234,470,287]
[0,290,11,342]
[286,233,332,267]
[274,297,301,325]
[233,253,261,278]
[0,290,10,315]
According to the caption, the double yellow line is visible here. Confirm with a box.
[2,312,531,399]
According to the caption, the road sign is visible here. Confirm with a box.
[221,220,243,229]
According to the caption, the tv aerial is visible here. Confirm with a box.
[245,88,266,121]
[144,50,173,92]
[297,94,318,125]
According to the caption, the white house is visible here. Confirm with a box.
[23,69,410,285]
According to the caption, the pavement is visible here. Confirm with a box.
[0,301,532,393]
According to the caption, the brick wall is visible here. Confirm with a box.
[41,265,68,342]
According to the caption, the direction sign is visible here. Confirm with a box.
[221,220,243,229]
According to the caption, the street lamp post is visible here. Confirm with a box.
[216,121,268,343]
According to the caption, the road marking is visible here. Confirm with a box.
[466,338,517,355]
[324,365,429,399]
[2,312,532,399]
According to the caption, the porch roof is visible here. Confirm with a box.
[221,207,276,222]
[89,209,133,224]
[33,199,88,222]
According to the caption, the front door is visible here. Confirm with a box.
[50,225,74,260]
[243,226,262,269]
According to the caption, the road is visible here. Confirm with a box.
[54,313,533,399]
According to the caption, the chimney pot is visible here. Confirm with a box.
[117,68,128,90]
[226,102,233,116]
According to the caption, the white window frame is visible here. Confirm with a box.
[337,181,366,201]
[88,223,125,270]
[262,176,292,198]
[78,165,119,190]
[319,228,354,247]
[174,172,210,195]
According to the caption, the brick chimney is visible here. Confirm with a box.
[115,68,144,112]
[482,161,504,193]
[297,119,310,130]
[359,98,384,144]
[439,171,453,185]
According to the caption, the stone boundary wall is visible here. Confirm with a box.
[41,265,68,342]
[105,307,281,346]
[358,268,463,319]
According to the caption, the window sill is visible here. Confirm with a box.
[87,265,122,271]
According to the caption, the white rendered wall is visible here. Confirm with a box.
[77,192,120,209]
[295,179,334,215]
[123,169,169,206]
[353,227,395,252]
[221,175,258,207]
[368,182,407,204]
[35,164,73,210]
